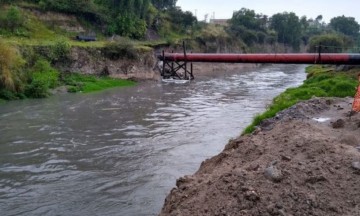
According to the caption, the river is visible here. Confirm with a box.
[0,64,306,216]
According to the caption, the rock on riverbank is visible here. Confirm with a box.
[160,97,360,216]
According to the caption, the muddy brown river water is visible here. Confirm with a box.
[0,65,306,216]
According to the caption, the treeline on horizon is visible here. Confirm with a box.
[227,8,360,52]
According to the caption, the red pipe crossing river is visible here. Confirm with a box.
[159,53,360,65]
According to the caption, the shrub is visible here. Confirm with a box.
[0,89,18,100]
[5,6,24,32]
[24,79,49,98]
[25,59,59,98]
[0,6,29,37]
[31,59,59,88]
[50,40,71,62]
[109,13,147,39]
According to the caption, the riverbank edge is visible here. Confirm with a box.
[243,65,359,134]
[160,65,360,215]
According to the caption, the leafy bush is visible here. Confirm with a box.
[50,40,71,62]
[24,79,49,98]
[108,13,147,39]
[24,59,59,98]
[0,6,29,37]
[31,59,59,88]
[0,89,18,100]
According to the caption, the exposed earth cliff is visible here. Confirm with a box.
[65,47,158,80]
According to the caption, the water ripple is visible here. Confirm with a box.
[0,64,307,216]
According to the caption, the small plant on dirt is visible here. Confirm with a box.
[50,39,71,62]
[62,73,135,93]
[102,38,138,60]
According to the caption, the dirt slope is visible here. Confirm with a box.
[160,97,360,216]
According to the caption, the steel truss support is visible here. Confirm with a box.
[160,42,194,80]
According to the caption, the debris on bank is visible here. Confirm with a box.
[160,97,360,216]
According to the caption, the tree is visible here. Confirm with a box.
[227,8,270,46]
[167,7,196,32]
[315,15,323,23]
[111,13,147,39]
[308,34,353,53]
[270,12,302,50]
[330,15,360,38]
[151,0,176,10]
[230,8,264,31]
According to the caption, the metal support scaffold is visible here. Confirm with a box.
[159,41,194,80]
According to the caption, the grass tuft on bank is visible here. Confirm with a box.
[62,73,135,93]
[243,65,359,134]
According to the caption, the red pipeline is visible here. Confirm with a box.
[159,53,360,65]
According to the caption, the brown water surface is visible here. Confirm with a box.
[0,65,306,216]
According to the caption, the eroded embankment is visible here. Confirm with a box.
[21,45,159,81]
[160,97,360,216]
[65,46,158,80]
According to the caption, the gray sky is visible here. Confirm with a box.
[176,0,360,23]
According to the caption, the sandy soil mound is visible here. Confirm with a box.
[160,97,360,216]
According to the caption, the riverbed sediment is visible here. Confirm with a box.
[160,97,360,215]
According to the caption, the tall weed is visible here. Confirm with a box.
[0,39,25,92]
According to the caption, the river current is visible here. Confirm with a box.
[0,64,306,216]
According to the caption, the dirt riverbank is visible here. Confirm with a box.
[160,97,360,216]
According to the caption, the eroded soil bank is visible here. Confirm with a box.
[160,97,360,216]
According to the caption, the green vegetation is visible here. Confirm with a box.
[308,34,353,53]
[226,8,360,52]
[62,73,135,93]
[103,38,138,60]
[243,65,359,134]
[0,40,135,101]
[25,59,59,98]
[0,40,25,96]
[1,1,360,103]
[330,16,360,38]
[1,1,359,52]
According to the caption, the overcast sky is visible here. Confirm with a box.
[176,0,360,23]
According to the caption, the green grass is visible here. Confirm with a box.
[243,65,359,134]
[62,73,136,93]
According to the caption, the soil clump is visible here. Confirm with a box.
[160,97,360,216]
